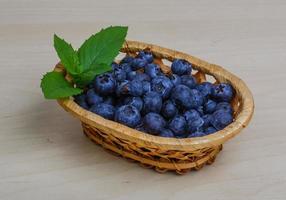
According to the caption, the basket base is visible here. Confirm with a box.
[82,123,222,174]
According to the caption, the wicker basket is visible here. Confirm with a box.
[55,40,254,174]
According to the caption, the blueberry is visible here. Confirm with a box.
[89,103,115,120]
[127,71,137,80]
[94,73,116,95]
[168,74,181,86]
[202,114,212,128]
[211,83,234,102]
[86,89,103,106]
[120,56,134,64]
[181,75,196,89]
[171,59,192,75]
[142,81,151,94]
[210,110,233,130]
[144,63,161,78]
[170,85,193,109]
[74,94,89,109]
[204,126,217,135]
[171,85,203,109]
[134,73,151,82]
[187,116,204,132]
[215,102,233,114]
[131,58,147,70]
[188,131,206,138]
[159,129,175,138]
[183,109,201,122]
[115,105,141,128]
[120,63,133,73]
[143,113,166,135]
[196,82,213,98]
[128,79,143,96]
[143,91,162,113]
[124,97,143,111]
[151,76,173,99]
[168,115,188,137]
[204,99,217,114]
[103,96,115,106]
[161,100,178,119]
[113,65,127,82]
[137,50,154,63]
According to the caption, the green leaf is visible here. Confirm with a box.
[54,34,82,74]
[73,63,112,88]
[41,71,83,99]
[78,26,128,71]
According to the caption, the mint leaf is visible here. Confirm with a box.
[73,63,112,88]
[78,26,128,71]
[41,71,82,99]
[54,34,82,75]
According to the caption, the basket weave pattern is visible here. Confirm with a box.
[56,40,254,174]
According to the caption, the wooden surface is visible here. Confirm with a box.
[0,0,285,199]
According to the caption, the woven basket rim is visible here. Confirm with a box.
[56,40,254,151]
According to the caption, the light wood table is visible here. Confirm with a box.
[0,0,285,199]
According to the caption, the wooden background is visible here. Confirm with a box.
[0,0,285,199]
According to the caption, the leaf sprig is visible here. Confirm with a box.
[41,26,128,99]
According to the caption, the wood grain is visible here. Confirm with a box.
[0,0,285,199]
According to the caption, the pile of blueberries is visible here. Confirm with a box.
[74,50,234,138]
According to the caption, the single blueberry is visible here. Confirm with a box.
[215,102,233,114]
[143,112,166,135]
[204,99,217,114]
[120,56,134,64]
[210,110,233,130]
[151,76,174,99]
[94,72,116,95]
[143,91,162,113]
[170,84,193,109]
[144,63,161,78]
[113,65,127,82]
[183,109,201,122]
[128,79,143,96]
[142,81,151,94]
[161,100,178,119]
[159,129,175,138]
[74,94,89,109]
[115,105,141,128]
[124,97,143,111]
[131,57,147,70]
[196,82,213,98]
[89,103,115,120]
[204,126,217,135]
[137,50,154,63]
[168,115,188,137]
[171,59,192,75]
[181,75,197,89]
[187,116,204,132]
[86,89,103,106]
[168,74,181,86]
[211,83,234,102]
